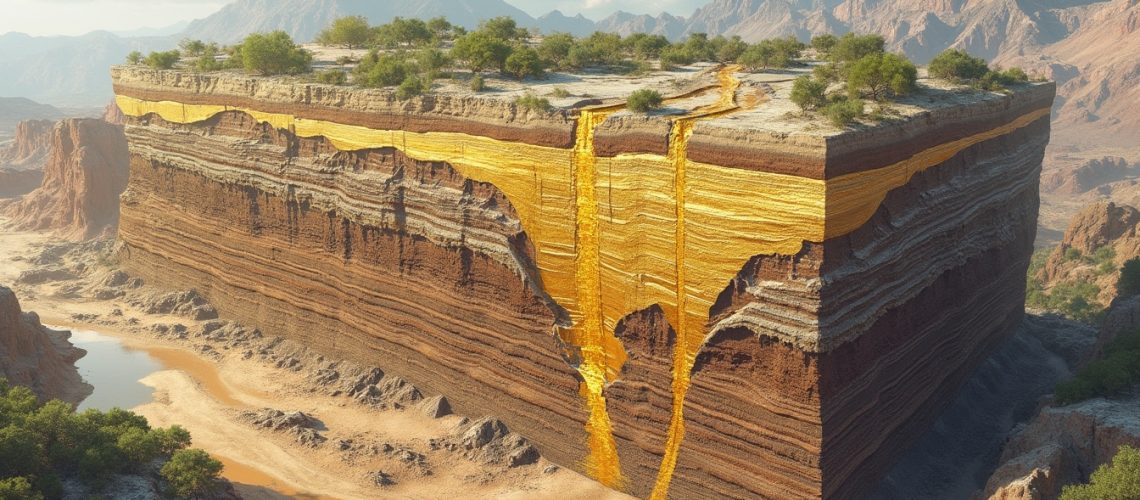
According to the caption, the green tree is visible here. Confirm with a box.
[156,425,192,454]
[479,16,528,42]
[811,34,839,56]
[240,31,312,75]
[126,50,143,65]
[683,33,714,61]
[316,69,348,85]
[355,52,416,87]
[470,74,486,92]
[117,427,163,464]
[161,449,224,498]
[372,17,433,48]
[426,17,457,42]
[1119,258,1140,297]
[929,48,990,83]
[504,47,545,80]
[179,39,207,57]
[660,44,695,70]
[1060,445,1140,499]
[316,15,371,48]
[831,33,886,64]
[144,50,181,70]
[452,31,511,73]
[630,34,670,60]
[0,477,41,500]
[790,76,828,113]
[538,32,576,69]
[627,89,664,113]
[716,35,749,63]
[847,52,917,101]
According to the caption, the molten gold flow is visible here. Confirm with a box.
[573,108,626,488]
[117,69,1048,496]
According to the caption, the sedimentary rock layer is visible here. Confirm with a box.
[0,286,91,404]
[0,119,53,198]
[4,118,129,240]
[112,67,1054,499]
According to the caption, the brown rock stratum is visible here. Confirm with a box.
[0,285,91,404]
[111,67,1053,499]
[2,118,129,240]
[0,119,54,198]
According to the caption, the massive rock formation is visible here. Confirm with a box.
[1039,202,1140,305]
[0,286,91,404]
[0,119,54,198]
[111,65,1053,498]
[3,118,129,240]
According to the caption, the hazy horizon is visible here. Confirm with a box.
[1,0,709,38]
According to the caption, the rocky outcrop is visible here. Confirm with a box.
[3,118,129,240]
[983,393,1140,500]
[0,119,54,198]
[111,68,1053,498]
[1040,202,1140,304]
[0,286,91,404]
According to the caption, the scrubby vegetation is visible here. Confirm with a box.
[142,50,181,70]
[1055,325,1140,405]
[237,31,313,76]
[515,92,553,112]
[0,379,222,498]
[928,48,1029,90]
[1059,444,1140,499]
[1118,258,1140,298]
[627,89,664,113]
[1025,246,1118,323]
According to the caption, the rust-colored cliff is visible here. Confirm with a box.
[3,118,129,240]
[0,119,54,198]
[111,65,1054,498]
[0,286,91,404]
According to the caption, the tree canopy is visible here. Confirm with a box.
[316,15,371,48]
[239,31,312,76]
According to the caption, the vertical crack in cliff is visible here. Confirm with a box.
[652,65,744,500]
[573,106,626,489]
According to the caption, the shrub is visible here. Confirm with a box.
[1060,445,1140,500]
[831,33,886,65]
[316,69,348,85]
[538,32,576,70]
[316,15,371,48]
[396,76,426,99]
[416,48,451,80]
[355,52,416,87]
[790,76,828,113]
[240,31,311,76]
[144,50,181,70]
[126,51,143,65]
[847,52,917,101]
[504,47,546,80]
[478,16,528,42]
[515,93,553,112]
[178,39,207,57]
[548,87,571,98]
[811,34,839,56]
[627,89,664,113]
[740,36,804,70]
[161,449,224,498]
[0,477,40,500]
[470,74,486,92]
[629,33,671,60]
[1055,328,1140,405]
[1065,247,1083,261]
[1119,258,1140,297]
[929,48,990,83]
[452,31,512,73]
[824,98,864,127]
[660,45,696,70]
[715,35,749,63]
[978,67,1030,90]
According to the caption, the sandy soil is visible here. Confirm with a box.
[0,217,630,500]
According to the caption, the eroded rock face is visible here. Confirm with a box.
[111,68,1053,498]
[3,118,128,240]
[1040,202,1140,304]
[0,286,91,403]
[0,119,54,198]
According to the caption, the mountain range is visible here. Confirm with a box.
[0,0,1136,150]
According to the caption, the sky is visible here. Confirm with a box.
[0,0,710,37]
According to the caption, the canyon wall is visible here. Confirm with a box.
[0,286,91,404]
[3,118,129,240]
[111,66,1054,498]
[0,119,54,198]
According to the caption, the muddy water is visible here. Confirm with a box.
[62,327,326,499]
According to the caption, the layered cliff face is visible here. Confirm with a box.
[0,119,54,198]
[111,66,1054,498]
[0,286,91,404]
[3,118,129,240]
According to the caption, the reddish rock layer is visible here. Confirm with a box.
[0,119,54,198]
[4,118,129,240]
[0,286,91,404]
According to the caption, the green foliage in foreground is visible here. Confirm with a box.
[824,97,865,127]
[627,89,664,113]
[1060,445,1140,499]
[0,379,217,498]
[790,75,828,113]
[161,449,224,498]
[1055,328,1140,405]
[929,48,1029,90]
